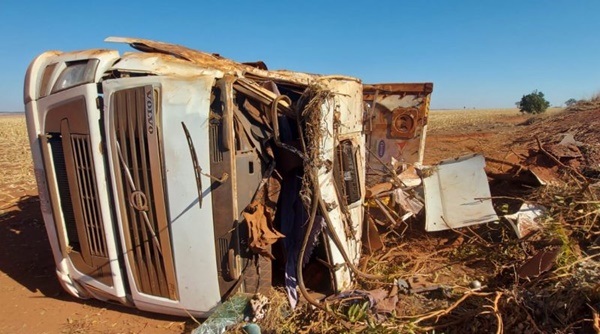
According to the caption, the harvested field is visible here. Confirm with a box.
[424,108,564,163]
[426,108,564,133]
[0,115,36,206]
[1,105,598,333]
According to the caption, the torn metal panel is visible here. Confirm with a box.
[544,142,583,160]
[315,78,365,291]
[366,182,394,198]
[106,36,360,86]
[233,78,293,116]
[393,188,424,218]
[398,166,422,188]
[242,165,285,260]
[525,152,563,186]
[363,217,383,253]
[109,52,225,78]
[505,203,546,239]
[364,83,433,186]
[517,248,560,279]
[423,154,498,232]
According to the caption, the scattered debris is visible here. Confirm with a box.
[193,294,251,334]
[248,294,269,322]
[19,36,600,334]
[558,133,582,146]
[517,248,561,279]
[504,202,546,239]
[469,280,482,289]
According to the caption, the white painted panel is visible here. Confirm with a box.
[424,154,498,232]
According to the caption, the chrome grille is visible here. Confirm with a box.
[112,86,177,300]
[41,97,113,286]
[71,134,107,257]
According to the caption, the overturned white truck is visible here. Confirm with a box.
[23,37,433,317]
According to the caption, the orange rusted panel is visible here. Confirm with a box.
[364,83,433,185]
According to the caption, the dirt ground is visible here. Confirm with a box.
[0,115,196,334]
[0,106,596,333]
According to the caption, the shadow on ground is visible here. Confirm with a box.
[0,195,197,332]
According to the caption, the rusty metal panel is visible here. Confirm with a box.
[105,37,360,86]
[364,83,433,186]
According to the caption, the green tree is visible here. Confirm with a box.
[517,90,551,114]
[565,98,577,107]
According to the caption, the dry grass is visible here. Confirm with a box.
[0,114,36,209]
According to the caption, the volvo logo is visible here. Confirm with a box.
[129,190,149,211]
[145,88,155,134]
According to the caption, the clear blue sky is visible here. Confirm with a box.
[1,0,598,111]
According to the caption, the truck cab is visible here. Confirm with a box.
[24,37,377,316]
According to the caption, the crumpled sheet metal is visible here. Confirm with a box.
[520,136,585,186]
[243,174,285,259]
[106,36,359,86]
[393,188,424,218]
[243,204,284,259]
[505,203,546,239]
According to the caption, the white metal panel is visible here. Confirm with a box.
[423,154,498,232]
[24,51,123,301]
[330,78,364,136]
[25,50,119,103]
[369,95,425,167]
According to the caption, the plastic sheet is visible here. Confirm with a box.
[193,294,251,334]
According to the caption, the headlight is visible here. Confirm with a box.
[51,59,99,93]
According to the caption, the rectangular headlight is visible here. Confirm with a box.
[51,59,99,93]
